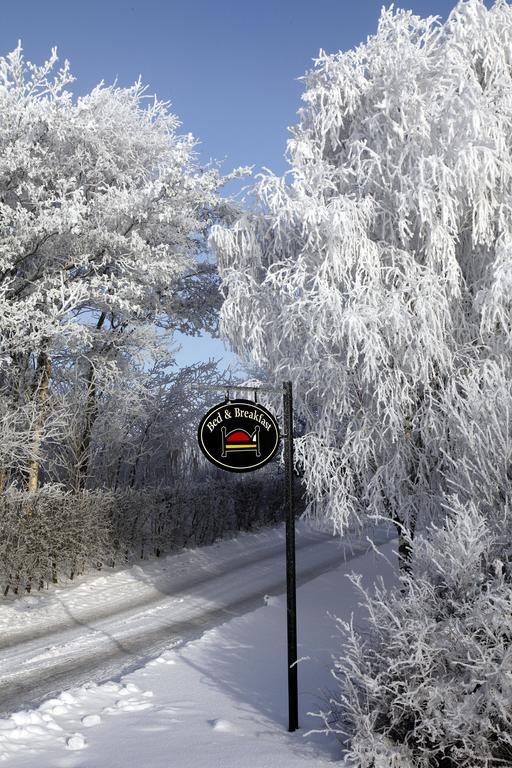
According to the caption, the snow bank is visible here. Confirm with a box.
[0,532,397,767]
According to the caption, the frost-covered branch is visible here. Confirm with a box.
[210,0,512,553]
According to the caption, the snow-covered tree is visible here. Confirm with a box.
[323,498,512,767]
[0,44,243,490]
[210,0,512,561]
[88,357,230,490]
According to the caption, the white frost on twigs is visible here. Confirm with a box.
[210,0,512,541]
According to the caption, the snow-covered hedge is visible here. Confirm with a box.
[325,498,512,767]
[0,472,291,595]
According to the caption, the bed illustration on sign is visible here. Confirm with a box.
[220,426,261,458]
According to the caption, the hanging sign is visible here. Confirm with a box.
[197,398,280,472]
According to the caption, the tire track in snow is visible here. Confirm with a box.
[0,528,331,650]
[0,527,394,715]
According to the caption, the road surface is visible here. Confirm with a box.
[0,523,394,715]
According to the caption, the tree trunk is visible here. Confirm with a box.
[1,351,32,490]
[74,362,98,491]
[128,420,152,489]
[390,509,418,585]
[384,496,416,578]
[74,312,106,492]
[387,408,423,577]
[27,350,51,493]
[396,522,413,575]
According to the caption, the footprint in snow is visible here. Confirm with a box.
[263,594,279,607]
[208,719,239,734]
[81,714,101,727]
[66,733,87,750]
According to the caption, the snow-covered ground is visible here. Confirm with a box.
[0,522,397,766]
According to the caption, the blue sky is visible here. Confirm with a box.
[0,0,493,373]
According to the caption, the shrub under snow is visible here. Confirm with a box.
[0,469,292,595]
[325,498,512,767]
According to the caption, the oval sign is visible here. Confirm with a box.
[197,398,280,472]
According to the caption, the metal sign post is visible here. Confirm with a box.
[283,380,299,732]
[194,380,299,732]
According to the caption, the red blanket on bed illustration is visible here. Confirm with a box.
[221,426,261,458]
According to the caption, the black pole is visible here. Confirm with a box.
[283,380,298,732]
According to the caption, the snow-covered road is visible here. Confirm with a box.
[0,522,393,716]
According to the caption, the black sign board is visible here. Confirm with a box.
[197,398,280,472]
